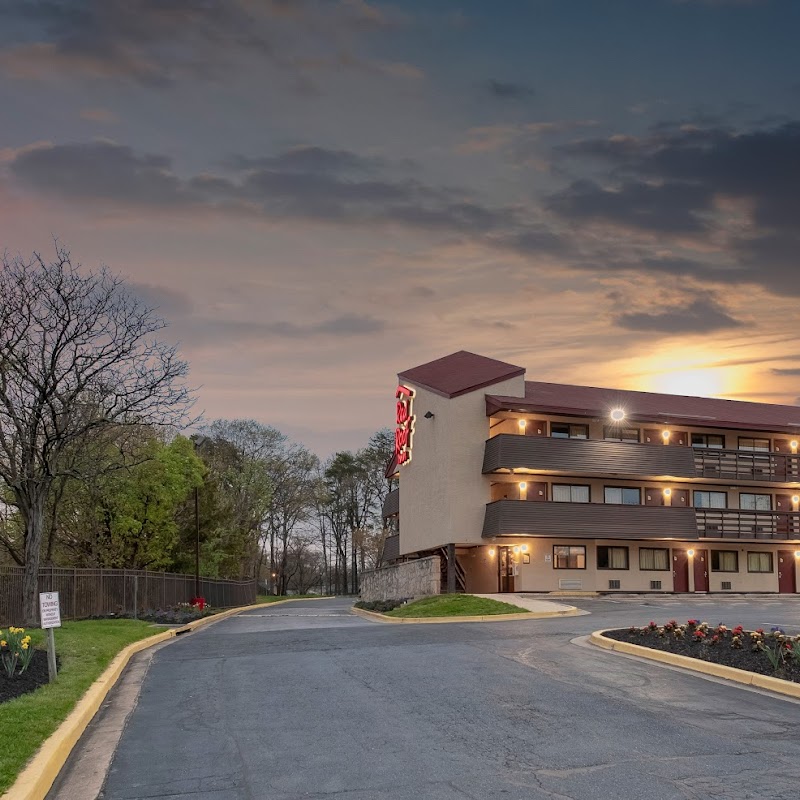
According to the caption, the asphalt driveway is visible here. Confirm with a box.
[60,596,800,799]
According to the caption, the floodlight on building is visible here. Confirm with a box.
[609,408,626,422]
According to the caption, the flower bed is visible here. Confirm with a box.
[0,650,53,704]
[604,620,800,683]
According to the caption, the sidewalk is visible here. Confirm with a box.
[474,593,586,615]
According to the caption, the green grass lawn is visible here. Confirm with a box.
[0,619,166,795]
[256,594,329,604]
[385,594,528,618]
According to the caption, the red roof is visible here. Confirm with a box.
[486,381,800,435]
[398,351,525,399]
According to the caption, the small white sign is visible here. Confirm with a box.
[39,592,62,629]
[544,554,552,562]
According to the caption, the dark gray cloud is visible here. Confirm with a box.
[224,147,383,175]
[550,120,800,294]
[484,80,535,100]
[615,298,745,334]
[0,0,410,87]
[7,140,560,244]
[772,367,800,376]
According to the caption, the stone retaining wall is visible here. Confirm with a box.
[359,556,441,602]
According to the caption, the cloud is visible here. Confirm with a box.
[615,298,746,334]
[0,0,415,87]
[772,367,800,376]
[79,108,120,124]
[6,140,560,245]
[484,80,535,100]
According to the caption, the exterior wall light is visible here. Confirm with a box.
[687,549,695,557]
[793,495,799,509]
[661,430,671,442]
[518,419,527,432]
[663,488,672,498]
[520,544,529,553]
[610,408,626,422]
[513,545,520,554]
[795,551,800,559]
[488,548,496,558]
[792,440,798,453]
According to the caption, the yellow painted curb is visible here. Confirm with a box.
[590,630,800,700]
[2,597,329,800]
[351,605,580,624]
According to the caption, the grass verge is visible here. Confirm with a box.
[0,619,166,795]
[255,594,329,604]
[386,594,527,618]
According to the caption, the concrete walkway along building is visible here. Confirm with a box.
[382,350,800,595]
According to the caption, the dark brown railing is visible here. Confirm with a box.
[696,509,800,540]
[0,567,257,626]
[693,448,800,482]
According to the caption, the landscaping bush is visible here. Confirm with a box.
[354,598,408,613]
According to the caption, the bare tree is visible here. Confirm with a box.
[0,247,193,624]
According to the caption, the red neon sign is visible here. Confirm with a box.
[395,384,415,466]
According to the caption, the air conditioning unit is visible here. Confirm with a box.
[608,579,621,589]
[650,580,662,590]
[558,579,582,591]
[721,581,732,590]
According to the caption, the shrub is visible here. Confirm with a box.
[354,599,408,613]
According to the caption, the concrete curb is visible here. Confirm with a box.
[351,605,581,624]
[2,597,329,800]
[590,629,800,701]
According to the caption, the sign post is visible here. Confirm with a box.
[39,591,61,682]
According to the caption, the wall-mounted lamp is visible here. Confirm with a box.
[512,545,520,555]
[793,495,800,510]
[792,440,798,454]
[424,411,435,419]
[520,544,529,553]
[687,549,695,557]
[609,408,626,422]
[518,419,527,431]
[519,481,527,491]
[661,430,671,442]
[795,550,800,559]
[488,548,496,558]
[663,488,672,498]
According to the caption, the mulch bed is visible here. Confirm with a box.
[604,627,800,684]
[0,650,54,704]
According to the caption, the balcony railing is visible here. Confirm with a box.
[482,499,698,540]
[696,509,800,540]
[482,501,800,542]
[693,448,800,482]
[483,434,696,478]
[381,488,399,518]
[483,434,800,484]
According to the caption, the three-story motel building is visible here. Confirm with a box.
[382,351,800,595]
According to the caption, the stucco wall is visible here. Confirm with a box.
[359,556,441,601]
[398,374,525,555]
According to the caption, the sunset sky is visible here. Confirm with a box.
[2,0,800,455]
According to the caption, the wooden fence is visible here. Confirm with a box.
[0,567,257,625]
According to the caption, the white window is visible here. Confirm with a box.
[639,548,669,571]
[604,487,640,505]
[694,491,726,509]
[739,493,771,511]
[552,484,590,503]
[747,552,773,573]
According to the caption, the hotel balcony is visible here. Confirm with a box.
[483,434,800,484]
[695,509,800,540]
[482,500,800,542]
[382,487,400,518]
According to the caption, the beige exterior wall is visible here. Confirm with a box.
[398,374,524,555]
[489,476,797,509]
[460,541,800,594]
